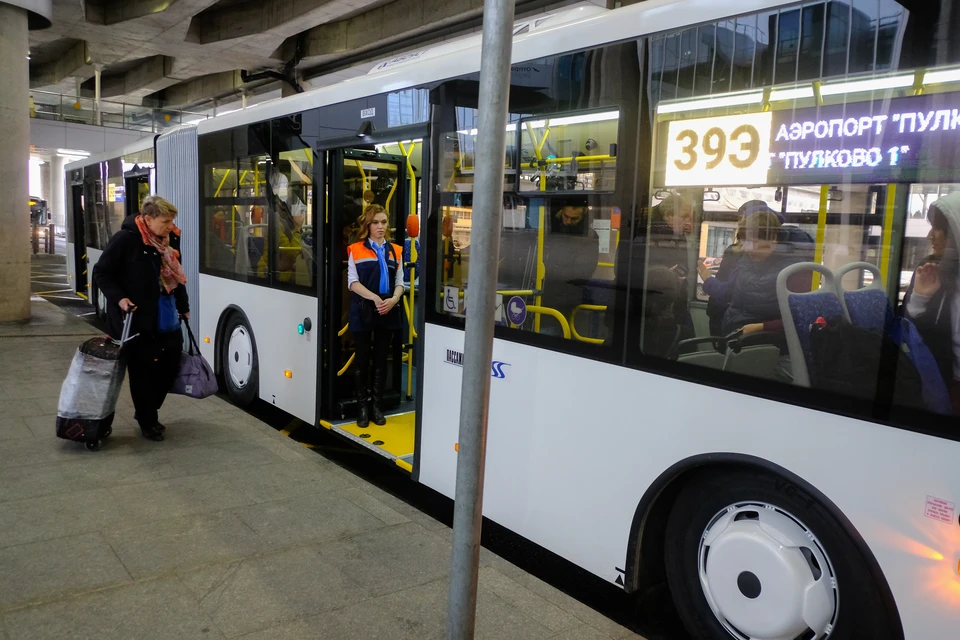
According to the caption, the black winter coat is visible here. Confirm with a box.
[94,215,189,340]
[901,255,958,385]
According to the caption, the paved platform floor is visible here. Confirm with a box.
[0,300,643,640]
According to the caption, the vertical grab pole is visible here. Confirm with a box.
[446,0,515,637]
[812,185,829,291]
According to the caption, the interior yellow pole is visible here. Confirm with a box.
[214,169,231,197]
[880,184,897,290]
[398,141,418,400]
[812,185,829,290]
[525,121,549,333]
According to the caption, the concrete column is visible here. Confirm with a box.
[94,63,102,125]
[0,2,31,322]
[50,154,65,229]
[40,157,51,201]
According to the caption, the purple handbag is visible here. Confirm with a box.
[170,320,219,399]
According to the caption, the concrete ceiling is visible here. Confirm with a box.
[28,0,612,114]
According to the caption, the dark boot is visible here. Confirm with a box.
[353,370,370,428]
[370,366,387,426]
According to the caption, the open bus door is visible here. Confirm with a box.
[124,167,151,217]
[69,174,88,296]
[319,147,415,469]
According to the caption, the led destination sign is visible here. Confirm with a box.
[660,92,960,186]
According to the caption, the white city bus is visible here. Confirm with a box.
[65,137,157,317]
[145,1,960,637]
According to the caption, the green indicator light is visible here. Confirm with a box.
[297,324,304,335]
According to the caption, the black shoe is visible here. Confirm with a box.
[370,402,386,426]
[353,370,370,428]
[141,426,164,441]
[155,422,166,432]
[356,403,370,428]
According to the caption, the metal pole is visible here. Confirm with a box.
[446,0,515,638]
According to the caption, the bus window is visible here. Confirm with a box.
[439,111,623,345]
[260,153,314,289]
[519,110,619,193]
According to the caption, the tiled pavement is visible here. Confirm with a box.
[0,300,643,640]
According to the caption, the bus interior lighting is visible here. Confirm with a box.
[923,67,960,86]
[547,110,620,126]
[768,87,815,102]
[818,74,915,97]
[656,91,764,115]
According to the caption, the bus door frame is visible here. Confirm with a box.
[69,169,87,295]
[320,146,409,421]
[123,167,151,217]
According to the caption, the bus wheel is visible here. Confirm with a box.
[664,469,898,640]
[220,314,258,407]
[93,286,107,321]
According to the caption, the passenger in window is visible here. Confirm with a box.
[705,210,749,338]
[902,193,960,413]
[699,209,807,337]
[258,169,308,283]
[347,205,406,427]
[617,193,697,353]
[542,202,598,336]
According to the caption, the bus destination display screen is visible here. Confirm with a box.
[660,92,960,186]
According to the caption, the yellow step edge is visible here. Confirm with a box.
[395,458,413,472]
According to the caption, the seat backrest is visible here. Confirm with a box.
[835,262,892,332]
[777,262,847,387]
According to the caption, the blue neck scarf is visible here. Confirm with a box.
[369,239,390,295]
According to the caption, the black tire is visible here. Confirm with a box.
[664,468,900,640]
[219,313,259,407]
[86,441,101,451]
[92,284,106,321]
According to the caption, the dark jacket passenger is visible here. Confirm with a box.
[95,214,189,340]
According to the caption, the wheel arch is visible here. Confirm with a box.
[624,452,904,638]
[213,304,256,376]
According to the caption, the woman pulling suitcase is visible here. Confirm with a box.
[94,195,189,441]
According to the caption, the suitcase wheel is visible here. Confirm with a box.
[86,440,102,452]
[101,426,112,439]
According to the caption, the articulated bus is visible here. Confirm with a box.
[65,137,156,318]
[122,0,960,637]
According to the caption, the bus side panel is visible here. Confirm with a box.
[198,274,318,425]
[417,322,960,639]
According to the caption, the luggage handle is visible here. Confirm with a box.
[115,306,139,346]
[183,318,201,356]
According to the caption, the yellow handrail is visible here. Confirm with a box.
[570,304,607,344]
[496,289,536,297]
[337,353,355,377]
[527,305,570,339]
[402,295,418,339]
[214,169,231,197]
[398,139,419,399]
[354,159,368,192]
[541,154,613,164]
[338,322,349,337]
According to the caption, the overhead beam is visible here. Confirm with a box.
[80,56,179,100]
[186,0,333,45]
[152,69,246,107]
[84,0,182,26]
[30,40,91,87]
[277,0,487,61]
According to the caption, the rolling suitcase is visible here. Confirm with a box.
[56,311,137,451]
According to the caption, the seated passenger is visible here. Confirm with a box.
[901,193,960,413]
[613,194,697,351]
[698,210,808,337]
[641,265,682,357]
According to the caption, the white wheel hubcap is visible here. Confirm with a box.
[227,326,253,389]
[698,502,838,640]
